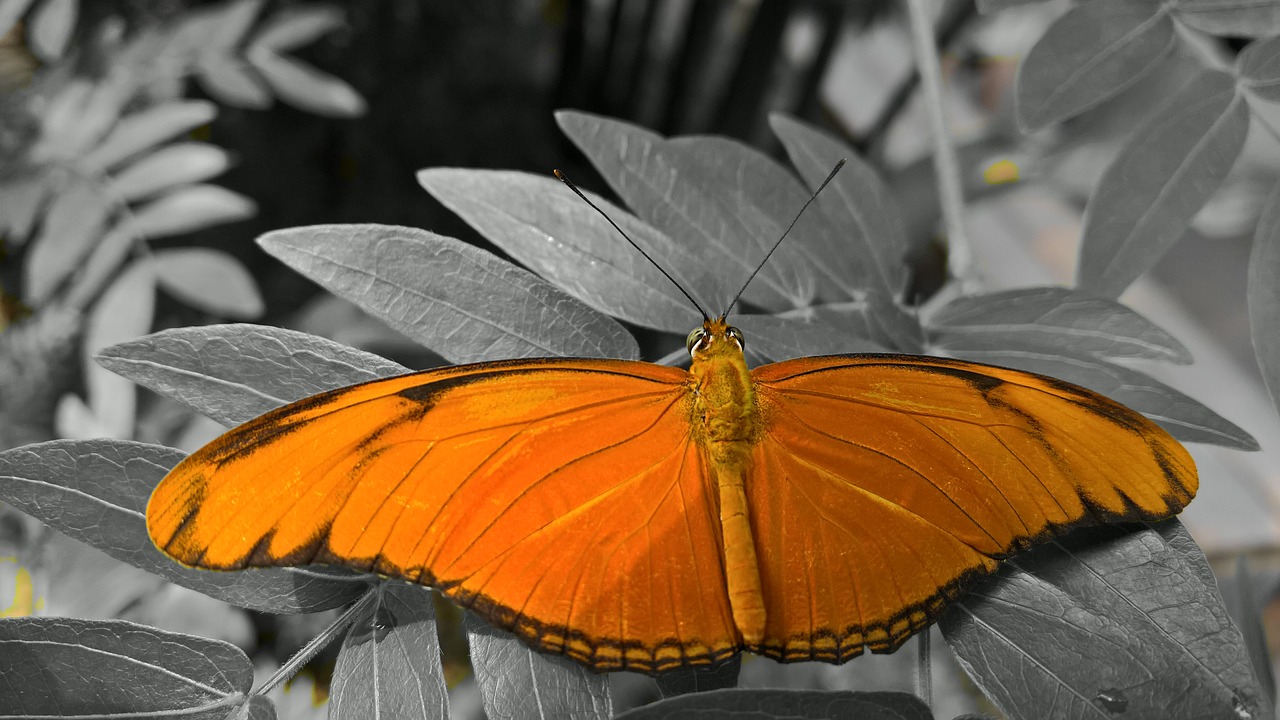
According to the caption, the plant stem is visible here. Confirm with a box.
[860,1,977,158]
[253,584,379,696]
[904,0,973,289]
[916,630,933,708]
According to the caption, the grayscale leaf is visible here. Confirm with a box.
[1238,34,1280,104]
[0,616,253,718]
[737,296,924,361]
[1174,0,1280,38]
[1016,0,1174,131]
[736,313,887,362]
[0,439,369,612]
[1220,558,1278,715]
[0,172,50,241]
[250,4,345,52]
[259,224,640,362]
[613,689,933,720]
[183,0,263,52]
[110,142,231,201]
[130,184,256,238]
[466,613,611,720]
[1249,181,1280,419]
[330,583,448,720]
[943,521,1263,720]
[71,222,136,310]
[928,286,1191,363]
[154,248,264,319]
[96,323,407,426]
[23,178,112,304]
[556,110,795,312]
[976,0,1049,12]
[770,114,910,300]
[82,100,218,171]
[248,47,366,118]
[196,56,273,109]
[667,134,858,303]
[83,259,156,438]
[27,0,76,61]
[0,0,35,39]
[1078,70,1248,298]
[228,695,278,720]
[418,168,705,334]
[653,660,741,697]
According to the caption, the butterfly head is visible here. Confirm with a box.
[686,317,745,360]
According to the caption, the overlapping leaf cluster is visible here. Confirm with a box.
[1004,0,1280,427]
[0,0,364,439]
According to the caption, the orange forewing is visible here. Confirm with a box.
[149,354,1195,673]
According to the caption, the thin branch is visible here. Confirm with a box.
[860,1,977,157]
[904,0,974,289]
[253,584,379,696]
[916,630,933,708]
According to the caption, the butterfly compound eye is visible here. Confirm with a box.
[686,328,707,355]
[727,326,744,350]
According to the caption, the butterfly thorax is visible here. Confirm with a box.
[688,321,758,453]
[686,318,767,644]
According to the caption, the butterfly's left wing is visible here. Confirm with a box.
[148,358,740,673]
[746,354,1196,663]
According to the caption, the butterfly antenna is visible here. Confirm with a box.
[554,169,711,321]
[722,159,846,318]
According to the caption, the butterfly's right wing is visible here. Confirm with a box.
[746,354,1196,664]
[147,358,738,673]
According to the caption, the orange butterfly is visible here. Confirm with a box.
[146,167,1196,675]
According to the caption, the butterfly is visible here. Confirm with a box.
[146,165,1197,675]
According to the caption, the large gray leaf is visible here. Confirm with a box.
[1016,0,1174,131]
[943,521,1263,720]
[418,168,705,333]
[928,286,1191,363]
[95,324,408,426]
[330,583,448,720]
[0,616,255,719]
[976,0,1050,12]
[556,110,800,313]
[736,296,924,361]
[1239,34,1280,105]
[769,114,910,300]
[1249,181,1280,419]
[259,224,639,362]
[613,689,933,719]
[465,613,611,720]
[0,439,369,613]
[946,346,1258,449]
[1174,0,1280,38]
[666,134,859,303]
[735,313,887,361]
[1078,70,1248,298]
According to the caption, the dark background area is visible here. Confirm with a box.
[150,0,903,325]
